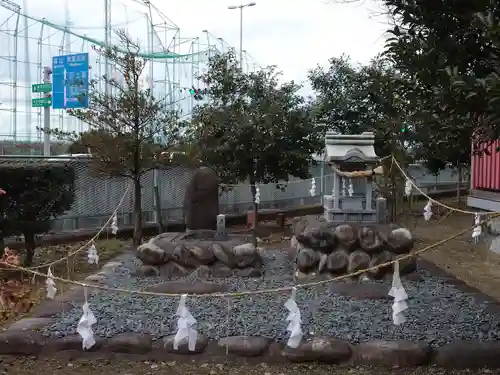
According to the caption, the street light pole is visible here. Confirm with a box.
[227,2,256,71]
[239,6,243,70]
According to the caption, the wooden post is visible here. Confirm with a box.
[276,213,285,230]
[153,185,165,233]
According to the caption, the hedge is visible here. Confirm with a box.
[0,163,75,265]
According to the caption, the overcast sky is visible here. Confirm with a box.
[0,0,389,141]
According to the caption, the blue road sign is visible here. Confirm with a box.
[52,53,89,109]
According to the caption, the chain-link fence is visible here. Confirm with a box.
[0,156,465,233]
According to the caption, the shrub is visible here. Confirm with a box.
[0,162,75,265]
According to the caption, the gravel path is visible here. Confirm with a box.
[41,250,500,347]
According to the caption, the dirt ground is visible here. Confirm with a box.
[408,207,500,302]
[2,357,496,375]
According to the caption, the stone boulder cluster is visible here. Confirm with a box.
[135,230,262,278]
[290,217,416,281]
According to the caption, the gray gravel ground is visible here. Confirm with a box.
[41,250,500,346]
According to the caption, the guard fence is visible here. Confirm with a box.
[0,155,466,233]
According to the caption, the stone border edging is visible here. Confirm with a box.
[6,240,500,369]
[0,330,498,369]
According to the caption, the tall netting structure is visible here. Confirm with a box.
[0,0,258,151]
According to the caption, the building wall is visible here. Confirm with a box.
[472,140,500,191]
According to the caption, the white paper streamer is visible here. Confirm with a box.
[348,179,354,197]
[111,214,118,235]
[174,294,198,352]
[404,179,413,196]
[87,243,99,264]
[388,261,408,325]
[45,267,57,300]
[423,200,432,221]
[342,178,347,196]
[284,287,303,348]
[77,289,97,350]
[472,213,482,244]
[309,178,316,197]
[254,185,260,205]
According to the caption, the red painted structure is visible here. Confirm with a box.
[472,140,500,191]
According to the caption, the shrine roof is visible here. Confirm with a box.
[324,132,378,163]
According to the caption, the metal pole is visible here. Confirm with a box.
[43,66,52,156]
[104,0,110,96]
[239,6,243,71]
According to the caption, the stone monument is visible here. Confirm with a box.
[323,131,386,224]
[184,167,219,230]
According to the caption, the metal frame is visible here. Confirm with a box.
[0,0,258,145]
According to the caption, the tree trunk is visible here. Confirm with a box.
[154,185,165,233]
[23,231,36,267]
[133,178,142,247]
[249,176,258,249]
[456,163,462,204]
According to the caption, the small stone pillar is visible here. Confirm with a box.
[331,163,340,209]
[215,214,227,240]
[376,197,388,224]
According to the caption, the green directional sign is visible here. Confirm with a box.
[32,97,52,107]
[32,83,52,93]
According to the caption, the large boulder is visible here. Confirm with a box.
[386,227,414,254]
[347,250,371,275]
[296,248,320,273]
[291,217,309,237]
[358,226,385,254]
[211,243,236,268]
[136,242,168,266]
[184,167,219,230]
[334,224,358,251]
[326,249,349,275]
[232,243,260,268]
[296,226,336,253]
[368,250,393,279]
[187,243,216,265]
[172,244,198,268]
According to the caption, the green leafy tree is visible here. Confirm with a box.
[0,164,75,266]
[446,7,500,153]
[190,51,324,245]
[309,55,415,158]
[379,0,500,198]
[383,0,498,153]
[44,30,186,246]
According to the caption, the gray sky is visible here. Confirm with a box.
[0,0,388,141]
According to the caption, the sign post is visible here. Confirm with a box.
[42,67,52,156]
[30,69,53,156]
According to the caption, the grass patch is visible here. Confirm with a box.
[0,238,131,326]
[30,237,132,279]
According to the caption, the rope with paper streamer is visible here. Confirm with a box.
[26,182,132,270]
[3,209,497,350]
[393,157,500,216]
[2,213,498,299]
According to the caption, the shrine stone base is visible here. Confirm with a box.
[323,195,387,224]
